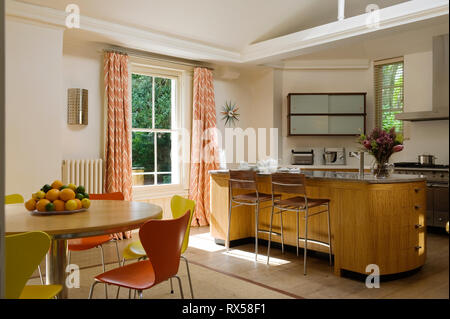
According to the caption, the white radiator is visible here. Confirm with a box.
[62,159,103,194]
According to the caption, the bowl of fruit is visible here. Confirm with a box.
[25,180,91,215]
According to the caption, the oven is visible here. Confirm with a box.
[394,162,449,229]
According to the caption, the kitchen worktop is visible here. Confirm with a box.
[209,169,426,184]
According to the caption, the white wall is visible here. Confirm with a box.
[5,19,64,196]
[62,40,104,160]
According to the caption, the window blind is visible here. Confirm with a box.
[374,58,404,133]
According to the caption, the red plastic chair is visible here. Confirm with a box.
[68,192,124,298]
[88,211,190,299]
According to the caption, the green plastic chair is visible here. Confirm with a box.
[121,195,195,298]
[5,231,62,299]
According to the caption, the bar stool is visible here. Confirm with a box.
[226,170,281,260]
[267,173,332,275]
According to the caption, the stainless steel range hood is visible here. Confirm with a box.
[396,34,449,122]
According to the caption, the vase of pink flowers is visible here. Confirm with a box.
[358,127,404,178]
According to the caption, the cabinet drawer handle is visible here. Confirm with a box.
[414,224,423,229]
[415,246,422,250]
[414,205,421,210]
[438,217,443,222]
[414,188,421,193]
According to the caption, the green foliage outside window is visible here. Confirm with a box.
[131,73,173,185]
[378,62,404,133]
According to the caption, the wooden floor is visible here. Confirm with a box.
[183,227,449,299]
[35,227,448,299]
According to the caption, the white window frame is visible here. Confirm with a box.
[130,61,191,200]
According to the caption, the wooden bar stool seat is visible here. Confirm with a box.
[232,192,272,203]
[267,173,333,275]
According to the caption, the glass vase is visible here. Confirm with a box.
[371,161,394,179]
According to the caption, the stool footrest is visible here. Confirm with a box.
[297,237,331,248]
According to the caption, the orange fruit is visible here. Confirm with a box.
[36,199,50,212]
[45,189,60,201]
[51,180,63,190]
[60,188,76,201]
[53,199,65,211]
[74,198,82,210]
[25,199,36,211]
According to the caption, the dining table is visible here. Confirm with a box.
[5,200,163,298]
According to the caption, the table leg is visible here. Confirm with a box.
[46,238,68,299]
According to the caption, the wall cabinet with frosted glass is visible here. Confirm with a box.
[288,93,366,136]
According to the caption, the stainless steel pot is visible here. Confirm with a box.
[418,154,436,165]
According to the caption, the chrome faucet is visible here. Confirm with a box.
[349,151,365,178]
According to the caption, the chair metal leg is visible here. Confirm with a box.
[304,209,308,276]
[38,265,44,285]
[138,290,143,299]
[181,255,194,298]
[326,203,333,266]
[255,201,259,261]
[114,240,121,267]
[173,275,184,299]
[267,204,274,265]
[128,288,132,299]
[134,289,137,299]
[116,286,121,299]
[280,210,285,254]
[88,281,99,299]
[296,209,299,256]
[99,245,108,298]
[169,278,174,294]
[226,198,232,251]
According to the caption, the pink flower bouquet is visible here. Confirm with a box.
[358,127,404,177]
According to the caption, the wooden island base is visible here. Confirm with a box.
[209,172,427,276]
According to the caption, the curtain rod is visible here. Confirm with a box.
[102,48,214,70]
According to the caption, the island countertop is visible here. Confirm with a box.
[209,170,427,277]
[209,169,426,184]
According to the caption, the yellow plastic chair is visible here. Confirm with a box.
[5,231,62,299]
[4,193,24,204]
[121,195,195,298]
[5,194,45,284]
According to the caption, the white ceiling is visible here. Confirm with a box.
[18,0,409,51]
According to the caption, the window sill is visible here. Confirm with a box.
[132,183,188,201]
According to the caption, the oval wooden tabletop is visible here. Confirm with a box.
[5,200,163,239]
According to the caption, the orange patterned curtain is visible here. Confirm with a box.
[103,51,133,238]
[189,68,220,227]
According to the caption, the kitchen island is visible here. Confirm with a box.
[209,170,427,276]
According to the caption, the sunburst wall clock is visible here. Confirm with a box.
[221,100,240,127]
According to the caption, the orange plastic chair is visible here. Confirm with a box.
[68,192,124,298]
[88,211,190,299]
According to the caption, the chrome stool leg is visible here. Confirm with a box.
[266,204,275,265]
[226,198,232,251]
[280,210,285,254]
[169,278,174,294]
[255,201,259,261]
[114,240,121,267]
[304,208,308,276]
[88,281,100,299]
[99,245,108,298]
[326,203,332,266]
[296,209,299,256]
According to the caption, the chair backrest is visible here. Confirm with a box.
[5,194,24,204]
[229,170,257,192]
[5,231,51,299]
[271,173,307,195]
[89,192,124,200]
[139,211,190,285]
[170,195,195,254]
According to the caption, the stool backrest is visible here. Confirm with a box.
[229,170,257,191]
[271,173,307,195]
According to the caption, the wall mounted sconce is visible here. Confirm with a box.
[67,88,88,125]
